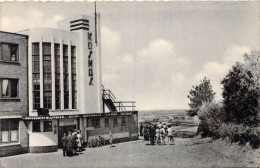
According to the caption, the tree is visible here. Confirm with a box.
[221,62,259,126]
[244,51,260,90]
[187,77,216,117]
[244,51,260,118]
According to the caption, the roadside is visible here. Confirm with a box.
[0,137,259,168]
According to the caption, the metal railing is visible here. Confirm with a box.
[102,85,136,112]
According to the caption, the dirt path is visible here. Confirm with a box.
[0,137,259,168]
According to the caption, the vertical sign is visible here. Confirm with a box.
[88,32,93,86]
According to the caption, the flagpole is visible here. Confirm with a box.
[95,1,97,46]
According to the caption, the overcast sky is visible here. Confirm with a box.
[0,2,259,110]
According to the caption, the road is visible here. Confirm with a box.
[0,137,259,168]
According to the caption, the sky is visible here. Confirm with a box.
[0,2,259,110]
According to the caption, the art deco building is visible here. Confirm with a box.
[20,14,138,153]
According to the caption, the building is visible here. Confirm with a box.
[19,14,138,153]
[0,31,29,156]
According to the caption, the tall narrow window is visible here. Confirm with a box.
[63,45,69,109]
[43,43,52,109]
[71,46,77,109]
[32,43,40,110]
[55,44,61,109]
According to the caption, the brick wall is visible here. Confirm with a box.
[0,32,28,116]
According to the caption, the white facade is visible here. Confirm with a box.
[21,14,103,152]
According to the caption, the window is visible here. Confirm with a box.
[63,45,69,109]
[32,43,40,110]
[105,118,109,127]
[113,118,118,126]
[43,43,52,109]
[0,120,19,143]
[92,118,100,128]
[0,43,19,62]
[32,121,41,132]
[71,46,77,109]
[43,121,52,132]
[55,44,61,109]
[122,117,126,126]
[0,78,18,98]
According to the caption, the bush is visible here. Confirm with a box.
[197,101,224,139]
[217,123,260,149]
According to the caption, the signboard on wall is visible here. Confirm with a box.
[59,119,77,126]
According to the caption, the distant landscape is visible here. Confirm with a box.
[138,109,187,120]
[138,109,199,138]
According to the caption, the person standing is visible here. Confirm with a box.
[140,123,143,136]
[143,124,149,141]
[77,130,83,151]
[159,126,166,145]
[109,130,113,146]
[149,125,156,145]
[155,125,160,145]
[61,133,68,157]
[67,132,73,156]
[167,125,173,144]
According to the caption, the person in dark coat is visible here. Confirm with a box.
[143,124,149,141]
[61,133,68,157]
[67,132,73,156]
[140,123,143,136]
[149,125,156,145]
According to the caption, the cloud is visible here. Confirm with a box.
[138,39,175,60]
[192,45,251,100]
[1,10,63,32]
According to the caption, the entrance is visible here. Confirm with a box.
[58,118,78,148]
[58,125,76,148]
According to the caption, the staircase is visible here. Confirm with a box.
[102,85,136,112]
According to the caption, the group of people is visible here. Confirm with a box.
[61,130,83,157]
[140,122,174,145]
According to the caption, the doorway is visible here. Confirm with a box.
[58,125,76,148]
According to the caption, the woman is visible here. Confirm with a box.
[76,130,83,151]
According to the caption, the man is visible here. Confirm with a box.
[149,125,156,145]
[167,125,174,144]
[61,133,68,157]
[140,123,143,136]
[67,132,73,156]
[143,124,149,141]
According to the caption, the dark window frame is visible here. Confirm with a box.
[113,117,118,126]
[32,121,41,132]
[0,78,19,98]
[0,43,19,62]
[122,117,126,126]
[105,118,109,127]
[92,118,100,128]
[0,119,19,143]
[43,121,53,132]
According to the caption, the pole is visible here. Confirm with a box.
[95,1,97,46]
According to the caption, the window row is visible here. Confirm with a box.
[32,121,53,132]
[91,117,127,128]
[32,42,77,110]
